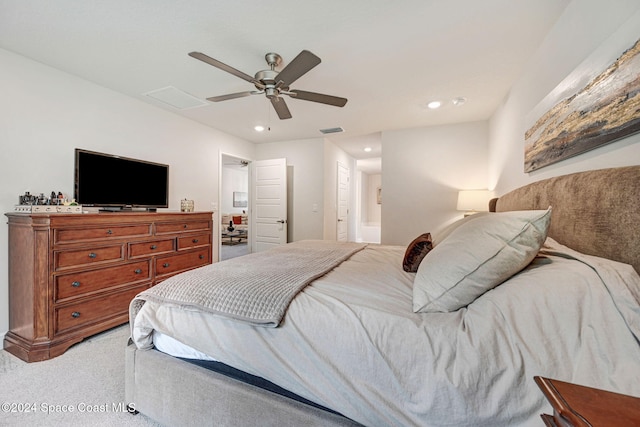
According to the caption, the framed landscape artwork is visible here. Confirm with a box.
[524,34,640,173]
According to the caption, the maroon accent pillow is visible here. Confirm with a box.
[232,216,242,225]
[403,233,433,272]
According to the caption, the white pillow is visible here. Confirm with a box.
[432,212,491,246]
[413,208,551,313]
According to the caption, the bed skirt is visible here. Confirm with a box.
[125,341,363,427]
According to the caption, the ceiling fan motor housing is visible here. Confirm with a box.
[255,68,277,83]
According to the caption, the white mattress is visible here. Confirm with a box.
[132,240,640,426]
[153,330,217,361]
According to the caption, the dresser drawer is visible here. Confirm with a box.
[156,220,211,235]
[54,224,152,244]
[55,245,124,270]
[129,238,176,258]
[177,233,211,250]
[55,260,151,301]
[55,285,146,334]
[156,248,211,277]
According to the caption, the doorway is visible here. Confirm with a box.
[356,157,381,244]
[220,154,250,261]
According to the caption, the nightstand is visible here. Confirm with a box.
[534,376,640,426]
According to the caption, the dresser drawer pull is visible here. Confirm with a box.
[106,229,113,235]
[71,311,81,318]
[134,269,142,274]
[163,263,170,268]
[71,281,81,287]
[150,245,157,250]
[192,238,199,243]
[88,252,97,259]
[199,254,204,260]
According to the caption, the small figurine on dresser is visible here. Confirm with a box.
[19,191,36,205]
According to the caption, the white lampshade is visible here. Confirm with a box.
[457,190,491,212]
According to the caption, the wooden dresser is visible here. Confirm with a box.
[4,211,214,362]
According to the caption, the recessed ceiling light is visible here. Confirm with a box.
[364,147,372,152]
[452,97,467,106]
[427,101,442,109]
[254,125,265,132]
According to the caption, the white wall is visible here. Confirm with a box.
[255,138,325,242]
[381,121,489,246]
[489,0,640,194]
[0,48,255,337]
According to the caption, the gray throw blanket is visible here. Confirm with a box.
[130,240,367,327]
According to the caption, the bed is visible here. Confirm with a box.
[126,165,640,427]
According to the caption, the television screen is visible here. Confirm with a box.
[74,149,169,210]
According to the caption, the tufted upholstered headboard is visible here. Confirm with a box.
[489,166,640,274]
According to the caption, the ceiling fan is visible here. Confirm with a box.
[188,50,348,120]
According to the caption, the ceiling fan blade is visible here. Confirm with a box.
[275,50,321,86]
[270,97,292,120]
[206,91,260,102]
[289,90,348,107]
[189,52,258,84]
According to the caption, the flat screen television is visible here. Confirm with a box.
[74,149,169,211]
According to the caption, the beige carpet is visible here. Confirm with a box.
[0,325,162,426]
[220,241,249,261]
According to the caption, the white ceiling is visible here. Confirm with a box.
[0,0,569,160]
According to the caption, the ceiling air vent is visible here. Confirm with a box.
[319,127,345,134]
[144,86,208,110]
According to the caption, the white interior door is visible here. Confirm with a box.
[337,161,349,241]
[251,158,287,252]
